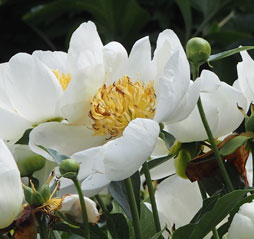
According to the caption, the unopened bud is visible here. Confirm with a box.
[59,158,80,179]
[186,37,211,65]
[14,145,46,177]
[174,149,191,179]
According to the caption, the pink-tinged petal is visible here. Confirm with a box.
[0,139,23,229]
[29,122,106,161]
[103,118,160,181]
[32,50,67,72]
[6,53,63,122]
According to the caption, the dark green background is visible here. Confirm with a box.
[1,0,254,84]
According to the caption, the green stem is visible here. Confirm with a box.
[198,182,219,239]
[73,178,90,239]
[212,228,220,239]
[192,64,234,192]
[36,213,49,239]
[124,177,143,239]
[143,162,162,237]
[95,194,109,214]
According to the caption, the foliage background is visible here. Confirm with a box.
[1,0,254,84]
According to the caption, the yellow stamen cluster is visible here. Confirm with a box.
[52,69,71,90]
[89,76,156,138]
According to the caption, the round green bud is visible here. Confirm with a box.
[59,158,80,179]
[14,145,46,177]
[186,37,211,65]
[174,149,191,179]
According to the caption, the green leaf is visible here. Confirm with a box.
[140,154,174,175]
[150,227,166,239]
[37,145,69,164]
[140,203,156,238]
[172,189,253,239]
[219,135,251,156]
[108,171,140,220]
[208,46,254,62]
[160,130,175,149]
[106,213,130,239]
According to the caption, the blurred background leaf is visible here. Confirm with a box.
[1,0,254,84]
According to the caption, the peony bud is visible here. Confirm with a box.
[186,37,211,66]
[59,158,80,179]
[14,145,46,177]
[174,149,191,179]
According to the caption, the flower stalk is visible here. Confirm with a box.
[124,177,143,239]
[192,64,234,192]
[72,178,90,239]
[143,161,162,237]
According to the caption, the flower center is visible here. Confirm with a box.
[89,76,156,138]
[52,69,71,90]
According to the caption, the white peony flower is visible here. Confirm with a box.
[237,50,254,104]
[29,21,200,196]
[0,139,23,229]
[166,70,248,142]
[59,194,100,224]
[228,201,254,239]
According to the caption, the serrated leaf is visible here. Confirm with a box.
[172,189,253,239]
[208,46,254,62]
[219,135,251,156]
[108,171,140,220]
[37,145,69,164]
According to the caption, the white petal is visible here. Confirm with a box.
[0,139,23,229]
[60,194,100,223]
[81,172,111,197]
[6,53,62,122]
[166,70,246,142]
[161,80,200,123]
[60,64,105,125]
[0,63,13,111]
[68,21,103,69]
[153,29,187,79]
[228,201,254,239]
[32,50,67,72]
[0,107,32,143]
[154,50,190,123]
[155,175,202,229]
[29,122,106,161]
[237,51,254,102]
[126,36,156,83]
[103,118,160,181]
[103,41,128,84]
[150,138,174,180]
